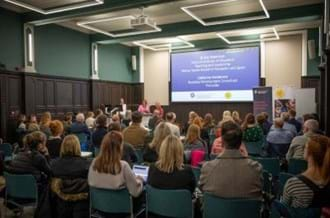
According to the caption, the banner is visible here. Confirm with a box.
[253,87,273,121]
[273,86,296,118]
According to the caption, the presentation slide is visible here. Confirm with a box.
[171,47,260,102]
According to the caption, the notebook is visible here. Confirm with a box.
[132,165,149,182]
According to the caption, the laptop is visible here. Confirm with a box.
[132,165,149,182]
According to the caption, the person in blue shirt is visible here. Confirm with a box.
[288,110,302,133]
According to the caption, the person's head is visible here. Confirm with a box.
[108,122,121,132]
[142,99,148,106]
[188,111,197,123]
[95,109,103,117]
[242,113,255,130]
[274,118,284,129]
[156,135,184,173]
[76,113,85,123]
[86,111,94,118]
[150,122,171,153]
[64,112,73,122]
[311,113,320,122]
[221,121,242,150]
[303,113,314,122]
[165,112,176,123]
[120,98,125,104]
[28,114,37,123]
[303,119,319,134]
[256,113,266,125]
[232,111,240,121]
[288,109,296,118]
[192,116,203,129]
[40,112,52,126]
[153,109,160,118]
[281,112,290,122]
[261,112,269,120]
[132,111,142,124]
[23,131,47,152]
[203,113,214,127]
[214,125,222,138]
[93,131,123,174]
[27,123,40,132]
[96,114,107,128]
[112,114,120,123]
[222,110,232,121]
[18,114,26,124]
[155,102,161,109]
[304,135,330,183]
[60,135,81,157]
[49,120,64,137]
[186,124,201,143]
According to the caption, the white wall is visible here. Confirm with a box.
[143,49,170,105]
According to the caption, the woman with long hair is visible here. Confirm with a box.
[184,124,207,164]
[241,113,264,142]
[232,111,242,125]
[47,120,64,159]
[148,135,196,193]
[282,135,330,208]
[88,131,144,215]
[40,112,52,137]
[143,122,171,163]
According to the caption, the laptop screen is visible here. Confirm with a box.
[133,165,149,182]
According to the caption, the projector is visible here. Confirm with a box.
[130,15,158,31]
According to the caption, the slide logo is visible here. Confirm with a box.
[224,92,232,100]
[190,92,195,98]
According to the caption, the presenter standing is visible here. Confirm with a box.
[138,99,150,114]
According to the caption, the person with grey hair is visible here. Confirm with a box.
[286,119,319,160]
[70,113,90,136]
[270,112,297,136]
[165,112,180,137]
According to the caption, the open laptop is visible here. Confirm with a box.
[132,165,149,182]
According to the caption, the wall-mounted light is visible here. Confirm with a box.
[4,0,103,14]
[91,43,99,79]
[181,0,269,26]
[217,27,279,44]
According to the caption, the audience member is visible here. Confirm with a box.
[271,112,297,136]
[232,111,242,125]
[16,114,27,146]
[267,118,294,145]
[241,113,264,142]
[91,114,108,149]
[143,122,171,163]
[122,111,148,148]
[147,135,196,193]
[193,116,209,143]
[108,122,137,166]
[261,112,272,134]
[154,101,164,118]
[28,114,38,125]
[70,113,90,136]
[85,111,95,129]
[148,109,162,132]
[256,113,268,135]
[138,99,150,114]
[88,131,144,215]
[50,135,90,218]
[282,135,330,208]
[286,119,319,160]
[27,123,40,133]
[94,109,103,117]
[111,114,126,130]
[184,124,207,163]
[218,110,233,126]
[62,112,73,135]
[47,120,64,159]
[40,112,52,138]
[165,112,180,137]
[200,121,263,199]
[182,111,198,135]
[288,110,302,133]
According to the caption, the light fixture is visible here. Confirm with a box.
[77,15,162,38]
[4,0,103,15]
[28,32,33,63]
[133,37,194,51]
[181,0,269,26]
[217,27,279,44]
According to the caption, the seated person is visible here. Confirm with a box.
[91,114,108,150]
[138,99,150,114]
[282,135,330,209]
[286,119,319,160]
[62,112,73,136]
[69,113,90,136]
[108,122,137,166]
[288,110,302,134]
[85,111,95,129]
[50,135,90,218]
[143,122,171,163]
[200,121,263,199]
[147,134,196,193]
[123,111,148,148]
[184,124,207,163]
[271,112,297,136]
[154,102,164,118]
[165,112,180,137]
[46,120,63,159]
[5,131,51,191]
[148,109,162,132]
[241,113,264,142]
[39,112,52,138]
[88,131,144,215]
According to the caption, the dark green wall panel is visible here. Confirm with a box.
[0,8,24,71]
[34,24,90,79]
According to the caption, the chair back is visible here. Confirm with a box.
[192,166,201,182]
[4,172,37,199]
[288,158,307,175]
[252,157,280,177]
[90,187,132,215]
[75,133,88,151]
[146,185,193,218]
[278,172,294,197]
[267,143,290,158]
[0,143,12,158]
[203,193,262,218]
[134,148,144,164]
[244,140,264,156]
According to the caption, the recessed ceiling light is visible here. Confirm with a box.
[217,27,279,44]
[133,37,194,51]
[4,0,103,14]
[181,0,269,26]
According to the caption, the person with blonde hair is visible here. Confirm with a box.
[88,131,144,216]
[280,135,330,211]
[184,124,207,164]
[183,111,198,135]
[50,135,90,218]
[147,135,196,193]
[47,120,64,159]
[232,111,242,125]
[85,111,95,129]
[143,122,172,163]
[40,111,52,137]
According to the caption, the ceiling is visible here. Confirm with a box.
[0,0,323,45]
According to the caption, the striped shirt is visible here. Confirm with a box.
[282,177,315,208]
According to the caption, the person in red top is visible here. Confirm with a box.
[155,102,164,118]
